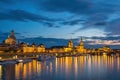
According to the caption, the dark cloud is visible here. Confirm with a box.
[73,14,120,36]
[0,9,59,27]
[39,0,93,14]
[44,22,60,28]
[75,13,108,30]
[93,22,107,26]
[82,18,120,36]
[39,0,120,15]
[84,36,120,41]
[62,19,85,25]
[0,10,53,22]
[106,19,120,35]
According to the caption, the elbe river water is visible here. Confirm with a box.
[0,55,120,80]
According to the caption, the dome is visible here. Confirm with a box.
[9,30,16,40]
[9,35,16,40]
[5,30,16,45]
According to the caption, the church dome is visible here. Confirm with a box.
[8,30,16,40]
[5,30,16,45]
[9,35,16,40]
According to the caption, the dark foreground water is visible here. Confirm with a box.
[0,55,120,80]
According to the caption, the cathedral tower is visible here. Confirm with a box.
[79,37,84,47]
[68,39,73,48]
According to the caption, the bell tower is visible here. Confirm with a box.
[80,37,84,46]
[68,39,73,48]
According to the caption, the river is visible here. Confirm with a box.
[0,55,120,80]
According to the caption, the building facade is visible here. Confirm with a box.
[64,39,73,52]
[75,38,86,53]
[97,46,113,53]
[23,44,45,53]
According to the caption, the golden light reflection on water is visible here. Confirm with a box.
[50,62,53,74]
[74,57,78,77]
[0,65,2,79]
[117,57,120,70]
[37,61,42,74]
[0,56,120,80]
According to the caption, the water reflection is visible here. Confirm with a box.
[0,56,120,80]
[0,65,2,79]
[2,64,15,80]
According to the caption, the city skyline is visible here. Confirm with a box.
[0,0,120,49]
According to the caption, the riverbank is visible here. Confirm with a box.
[0,52,119,60]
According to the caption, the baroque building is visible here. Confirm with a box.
[23,43,45,53]
[64,39,73,52]
[5,30,16,45]
[47,39,73,53]
[0,30,17,53]
[75,38,86,53]
[97,46,112,53]
[48,46,65,53]
[37,44,46,53]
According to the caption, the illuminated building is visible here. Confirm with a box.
[48,39,73,53]
[23,43,45,53]
[48,46,65,53]
[87,48,96,54]
[75,38,86,53]
[0,30,17,53]
[0,45,10,53]
[23,44,35,53]
[5,30,16,45]
[37,44,45,53]
[64,39,73,52]
[97,46,112,53]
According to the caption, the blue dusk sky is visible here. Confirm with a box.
[0,0,120,48]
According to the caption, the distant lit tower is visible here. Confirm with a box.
[68,39,73,48]
[75,37,86,53]
[64,39,73,52]
[79,37,84,48]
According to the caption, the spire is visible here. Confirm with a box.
[79,37,84,46]
[11,30,14,36]
[68,38,73,48]
[70,37,72,42]
[81,37,83,41]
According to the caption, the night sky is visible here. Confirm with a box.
[0,0,120,49]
